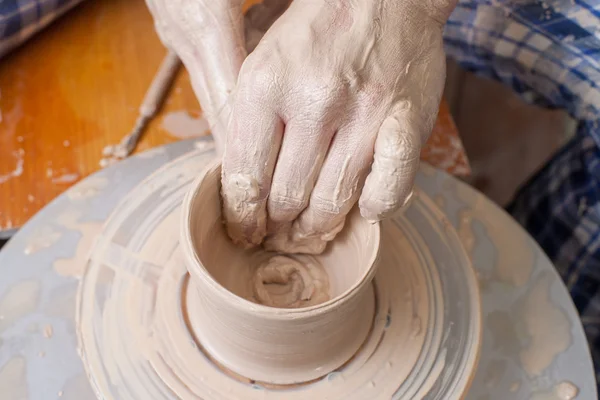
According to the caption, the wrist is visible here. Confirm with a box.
[406,0,458,24]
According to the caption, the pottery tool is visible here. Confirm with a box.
[101,50,181,166]
[0,139,595,399]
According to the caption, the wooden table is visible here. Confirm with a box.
[0,0,469,236]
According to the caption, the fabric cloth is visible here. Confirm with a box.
[444,0,600,388]
[0,0,83,59]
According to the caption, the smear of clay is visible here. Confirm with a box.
[0,149,24,184]
[24,226,62,255]
[0,357,28,399]
[162,110,210,138]
[66,176,108,200]
[137,146,167,159]
[53,212,103,278]
[0,280,41,332]
[456,185,534,286]
[457,210,475,255]
[519,271,571,376]
[43,324,54,338]
[59,374,96,400]
[52,173,80,184]
[193,140,215,151]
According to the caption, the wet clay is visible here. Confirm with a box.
[251,254,329,308]
[74,149,480,399]
[181,162,380,382]
[78,213,439,398]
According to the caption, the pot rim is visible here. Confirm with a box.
[180,160,381,319]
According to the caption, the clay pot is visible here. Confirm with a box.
[180,161,380,385]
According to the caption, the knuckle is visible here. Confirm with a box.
[288,73,345,106]
[377,126,421,162]
[268,190,309,222]
[310,194,353,221]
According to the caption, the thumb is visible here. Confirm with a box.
[147,0,248,154]
[359,105,428,222]
[184,8,247,155]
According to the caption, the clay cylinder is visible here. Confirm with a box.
[180,162,380,385]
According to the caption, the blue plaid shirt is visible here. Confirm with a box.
[3,0,600,390]
[0,0,83,59]
[444,0,600,388]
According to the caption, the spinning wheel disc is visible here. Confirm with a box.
[77,146,480,399]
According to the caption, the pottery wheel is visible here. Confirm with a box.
[0,138,596,399]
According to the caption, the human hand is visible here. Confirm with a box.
[222,0,457,253]
[145,0,290,152]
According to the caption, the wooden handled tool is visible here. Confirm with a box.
[105,50,181,160]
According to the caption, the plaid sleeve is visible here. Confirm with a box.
[444,0,600,387]
[0,0,84,59]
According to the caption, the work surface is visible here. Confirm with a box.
[0,0,469,236]
[0,139,593,399]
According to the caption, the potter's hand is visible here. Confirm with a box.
[222,0,456,253]
[145,0,289,152]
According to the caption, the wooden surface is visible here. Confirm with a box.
[0,0,469,234]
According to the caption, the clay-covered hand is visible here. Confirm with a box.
[222,0,456,253]
[145,0,289,152]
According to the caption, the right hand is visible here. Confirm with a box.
[220,0,454,253]
[145,0,289,153]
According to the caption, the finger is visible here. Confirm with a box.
[283,121,378,254]
[358,106,425,222]
[222,67,284,248]
[263,118,337,249]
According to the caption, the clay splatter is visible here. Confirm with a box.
[520,272,571,377]
[0,149,24,184]
[0,280,41,332]
[162,110,210,138]
[52,173,80,184]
